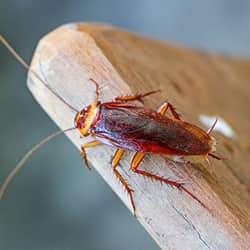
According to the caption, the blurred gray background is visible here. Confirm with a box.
[0,1,250,250]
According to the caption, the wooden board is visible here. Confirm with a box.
[27,23,250,249]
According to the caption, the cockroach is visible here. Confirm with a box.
[0,35,222,215]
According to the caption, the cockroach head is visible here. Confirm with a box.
[75,103,99,136]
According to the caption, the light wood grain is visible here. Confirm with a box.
[28,23,250,249]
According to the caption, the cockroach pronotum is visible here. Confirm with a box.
[0,35,222,215]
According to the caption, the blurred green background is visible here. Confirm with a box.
[0,1,250,249]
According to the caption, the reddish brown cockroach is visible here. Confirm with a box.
[74,79,220,213]
[0,35,221,215]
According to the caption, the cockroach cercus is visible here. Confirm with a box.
[0,35,222,215]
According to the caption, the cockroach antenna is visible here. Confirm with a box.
[0,35,78,112]
[0,127,76,201]
[0,35,80,201]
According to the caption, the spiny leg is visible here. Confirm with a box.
[112,149,136,214]
[81,140,101,170]
[131,152,208,209]
[158,101,182,120]
[131,152,183,188]
[114,89,160,103]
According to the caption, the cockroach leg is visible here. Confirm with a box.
[131,162,183,189]
[158,101,182,120]
[112,157,136,215]
[130,152,145,170]
[112,149,125,168]
[114,89,160,103]
[81,146,90,169]
[131,152,180,193]
[131,161,208,209]
[81,140,101,170]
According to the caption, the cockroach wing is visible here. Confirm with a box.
[93,104,212,156]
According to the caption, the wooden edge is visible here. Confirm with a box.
[27,23,250,249]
